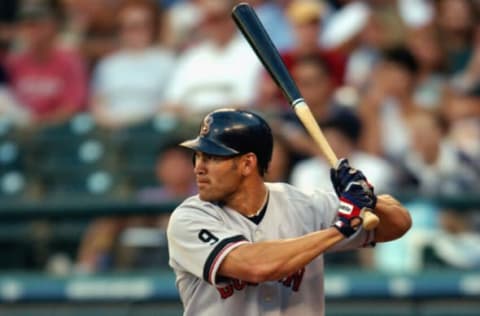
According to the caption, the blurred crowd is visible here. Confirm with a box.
[1,0,480,273]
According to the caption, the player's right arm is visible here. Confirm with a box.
[218,186,366,283]
[167,202,353,286]
[218,227,344,283]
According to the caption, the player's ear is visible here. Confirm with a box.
[241,153,257,176]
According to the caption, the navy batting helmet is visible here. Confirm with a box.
[180,108,273,175]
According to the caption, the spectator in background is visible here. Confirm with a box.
[258,53,335,116]
[282,0,346,87]
[435,0,478,75]
[264,135,291,183]
[425,4,480,180]
[0,4,19,125]
[163,0,262,117]
[270,55,338,160]
[400,110,479,196]
[359,46,419,161]
[5,4,87,126]
[398,0,446,111]
[291,55,335,121]
[406,23,447,110]
[90,0,176,129]
[257,0,348,120]
[0,62,30,126]
[59,0,120,70]
[443,91,480,180]
[76,144,196,273]
[0,0,17,59]
[324,2,405,91]
[291,108,396,193]
[116,144,196,270]
[242,0,294,52]
[448,25,480,119]
[137,144,196,203]
[448,117,480,174]
[321,1,374,90]
[163,0,203,52]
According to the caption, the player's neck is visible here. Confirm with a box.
[224,179,268,218]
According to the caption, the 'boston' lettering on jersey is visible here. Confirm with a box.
[278,267,305,291]
[217,268,306,299]
[217,279,253,299]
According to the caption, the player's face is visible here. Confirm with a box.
[193,152,243,202]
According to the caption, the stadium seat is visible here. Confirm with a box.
[37,137,115,171]
[121,114,181,136]
[0,140,24,172]
[37,113,97,138]
[27,114,118,188]
[0,170,27,198]
[42,168,127,200]
[112,116,186,189]
[124,166,158,190]
[0,117,15,139]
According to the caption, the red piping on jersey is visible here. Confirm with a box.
[362,230,373,247]
[208,240,248,284]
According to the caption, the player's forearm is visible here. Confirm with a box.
[219,228,344,283]
[373,194,412,242]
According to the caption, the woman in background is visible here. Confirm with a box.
[90,0,175,129]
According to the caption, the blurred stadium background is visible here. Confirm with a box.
[0,0,480,315]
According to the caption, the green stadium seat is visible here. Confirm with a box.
[37,113,97,139]
[0,170,27,198]
[124,166,158,189]
[0,140,24,172]
[28,114,115,170]
[43,168,127,199]
[0,116,16,140]
[111,117,186,191]
[37,137,115,170]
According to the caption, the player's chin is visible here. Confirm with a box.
[197,188,215,202]
[198,188,226,203]
[198,193,217,202]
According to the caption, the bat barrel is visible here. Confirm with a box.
[232,3,380,231]
[232,3,302,104]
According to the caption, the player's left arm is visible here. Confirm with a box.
[331,158,412,243]
[371,194,411,242]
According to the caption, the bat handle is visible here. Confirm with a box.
[362,208,380,230]
[292,101,380,231]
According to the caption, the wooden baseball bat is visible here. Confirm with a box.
[232,3,379,230]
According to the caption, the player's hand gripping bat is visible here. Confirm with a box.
[232,3,379,230]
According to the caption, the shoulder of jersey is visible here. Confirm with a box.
[266,182,315,200]
[267,182,336,201]
[170,195,223,219]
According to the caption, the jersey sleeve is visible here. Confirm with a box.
[309,188,375,251]
[328,227,376,251]
[167,205,250,286]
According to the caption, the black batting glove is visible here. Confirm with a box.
[330,158,377,238]
[330,158,377,210]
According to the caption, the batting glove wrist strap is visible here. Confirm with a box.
[332,217,361,238]
[338,196,363,219]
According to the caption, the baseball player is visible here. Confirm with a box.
[167,108,411,316]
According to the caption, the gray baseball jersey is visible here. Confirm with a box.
[167,182,374,316]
